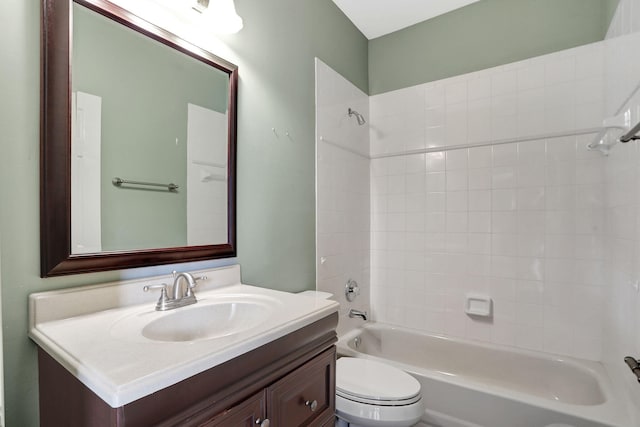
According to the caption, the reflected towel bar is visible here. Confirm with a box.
[112,177,179,191]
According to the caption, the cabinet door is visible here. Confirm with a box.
[266,347,335,427]
[199,391,265,427]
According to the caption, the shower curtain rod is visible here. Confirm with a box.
[319,127,603,160]
[369,127,602,160]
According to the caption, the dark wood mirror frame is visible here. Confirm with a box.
[41,0,238,277]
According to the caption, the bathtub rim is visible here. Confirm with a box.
[336,322,630,427]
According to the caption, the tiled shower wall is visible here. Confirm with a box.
[602,28,640,422]
[369,43,607,361]
[315,59,370,335]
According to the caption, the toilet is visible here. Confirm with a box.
[335,357,424,427]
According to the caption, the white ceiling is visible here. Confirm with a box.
[331,0,482,40]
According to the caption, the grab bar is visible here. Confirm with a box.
[112,177,179,192]
[624,356,640,383]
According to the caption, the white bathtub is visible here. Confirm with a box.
[336,323,629,427]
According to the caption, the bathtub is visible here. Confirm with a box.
[336,323,629,427]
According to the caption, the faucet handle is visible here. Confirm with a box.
[144,283,167,293]
[185,275,206,297]
[144,284,170,310]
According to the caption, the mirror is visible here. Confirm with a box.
[41,0,238,277]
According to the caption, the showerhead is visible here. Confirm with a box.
[348,108,366,126]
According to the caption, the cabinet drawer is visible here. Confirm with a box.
[199,391,265,427]
[266,347,335,427]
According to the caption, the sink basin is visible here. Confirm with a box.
[142,301,271,342]
[110,294,279,343]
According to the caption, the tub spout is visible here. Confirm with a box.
[349,309,368,321]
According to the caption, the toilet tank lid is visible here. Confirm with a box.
[336,357,421,402]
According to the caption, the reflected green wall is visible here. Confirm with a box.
[369,0,619,94]
[73,4,229,251]
[0,0,367,425]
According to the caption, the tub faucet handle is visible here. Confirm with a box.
[345,279,360,302]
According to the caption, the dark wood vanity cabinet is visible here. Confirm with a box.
[38,314,338,427]
[200,348,335,427]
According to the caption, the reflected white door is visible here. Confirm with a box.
[71,92,102,254]
[186,103,228,245]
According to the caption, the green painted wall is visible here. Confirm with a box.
[369,0,619,95]
[73,4,229,251]
[0,0,367,425]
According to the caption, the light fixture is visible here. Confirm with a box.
[192,0,244,34]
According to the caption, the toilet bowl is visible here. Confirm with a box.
[335,357,424,427]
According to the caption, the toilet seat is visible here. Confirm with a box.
[336,357,422,405]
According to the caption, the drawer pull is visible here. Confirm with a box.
[305,399,318,412]
[255,419,270,427]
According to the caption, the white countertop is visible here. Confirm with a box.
[29,265,339,407]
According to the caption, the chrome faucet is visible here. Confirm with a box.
[144,271,207,311]
[349,309,368,321]
[172,271,197,301]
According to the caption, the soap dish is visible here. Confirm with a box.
[465,294,492,317]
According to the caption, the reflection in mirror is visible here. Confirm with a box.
[40,0,237,276]
[71,3,229,254]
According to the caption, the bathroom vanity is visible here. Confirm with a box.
[29,266,339,426]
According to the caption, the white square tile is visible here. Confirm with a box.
[405,174,426,195]
[469,190,492,211]
[447,191,468,211]
[425,212,446,233]
[492,166,517,188]
[426,126,446,148]
[518,233,545,257]
[517,87,545,112]
[491,255,518,278]
[446,233,468,253]
[468,168,492,190]
[425,233,446,252]
[406,192,426,213]
[545,56,575,85]
[517,187,545,210]
[492,188,517,211]
[468,76,491,100]
[545,234,575,258]
[426,107,445,127]
[425,85,446,109]
[517,258,545,281]
[493,144,518,166]
[492,94,518,117]
[406,212,426,232]
[426,192,446,212]
[492,70,517,96]
[446,80,468,105]
[468,146,492,169]
[426,172,446,192]
[469,212,492,233]
[518,63,545,91]
[492,233,518,256]
[387,175,406,194]
[426,152,446,171]
[405,154,426,174]
[545,210,575,235]
[447,170,469,191]
[446,212,468,232]
[492,211,518,234]
[468,234,491,254]
[446,149,469,170]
